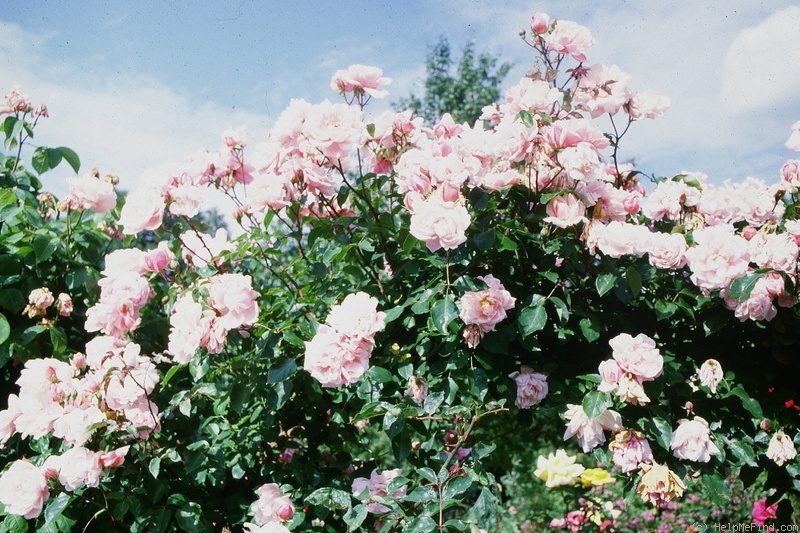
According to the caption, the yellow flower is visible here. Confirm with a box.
[580,468,615,488]
[636,462,685,506]
[534,449,585,488]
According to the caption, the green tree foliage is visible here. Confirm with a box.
[395,37,511,126]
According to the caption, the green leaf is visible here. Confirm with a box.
[403,486,437,503]
[430,297,458,335]
[32,234,57,263]
[267,358,297,383]
[701,472,731,508]
[728,385,763,419]
[579,317,600,342]
[43,493,71,529]
[625,266,641,295]
[518,304,547,337]
[442,476,472,501]
[149,457,161,479]
[642,417,673,451]
[473,228,495,251]
[305,487,352,510]
[49,326,67,354]
[31,146,63,175]
[728,273,764,302]
[581,391,612,419]
[724,437,758,467]
[417,467,438,485]
[0,313,9,345]
[2,514,28,533]
[595,273,617,296]
[57,146,80,173]
[344,504,368,531]
[404,516,437,533]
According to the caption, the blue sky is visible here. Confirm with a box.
[2,0,800,201]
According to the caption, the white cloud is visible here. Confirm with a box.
[720,6,800,114]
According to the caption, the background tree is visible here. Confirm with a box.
[395,36,511,125]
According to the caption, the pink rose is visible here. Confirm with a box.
[508,366,548,408]
[250,483,295,525]
[0,460,50,519]
[458,274,516,334]
[647,232,688,270]
[608,333,663,381]
[563,404,622,452]
[351,468,406,514]
[304,325,372,388]
[45,446,104,491]
[543,193,587,228]
[208,273,260,330]
[545,19,595,62]
[331,64,392,99]
[530,12,550,34]
[99,445,130,468]
[409,194,471,252]
[670,417,720,463]
[752,498,778,526]
[67,173,117,213]
[626,89,670,120]
[326,292,386,339]
[609,429,653,473]
[119,188,165,234]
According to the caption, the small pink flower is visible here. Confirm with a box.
[67,172,117,213]
[57,293,74,317]
[508,366,548,408]
[752,498,778,526]
[530,12,550,34]
[563,404,622,452]
[458,275,516,334]
[609,429,653,473]
[250,483,295,525]
[119,188,165,235]
[352,468,406,514]
[331,64,392,99]
[626,89,671,120]
[99,446,130,468]
[207,273,260,330]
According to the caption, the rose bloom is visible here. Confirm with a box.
[0,460,50,519]
[545,19,595,62]
[781,159,800,189]
[698,359,723,393]
[509,366,548,408]
[752,498,778,527]
[250,483,295,525]
[28,287,54,310]
[670,417,720,463]
[766,430,797,466]
[326,292,386,339]
[543,193,587,228]
[647,232,688,270]
[458,274,516,334]
[351,468,406,514]
[609,429,653,473]
[119,187,165,234]
[304,325,372,387]
[67,173,117,213]
[404,375,428,406]
[534,449,585,488]
[57,292,74,317]
[608,333,663,381]
[44,446,104,491]
[409,194,471,252]
[330,64,392,99]
[636,462,685,508]
[684,225,750,291]
[626,89,671,120]
[563,404,622,452]
[207,273,260,330]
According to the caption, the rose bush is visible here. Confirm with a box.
[2,11,800,532]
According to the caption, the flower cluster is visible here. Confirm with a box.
[598,333,663,405]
